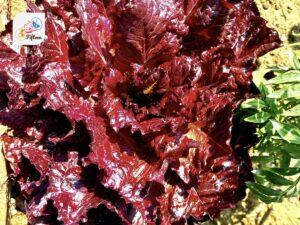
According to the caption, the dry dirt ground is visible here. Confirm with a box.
[255,0,300,67]
[0,0,300,225]
[0,0,26,31]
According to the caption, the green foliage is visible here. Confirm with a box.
[240,50,300,203]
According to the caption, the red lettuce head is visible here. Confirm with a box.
[0,0,280,224]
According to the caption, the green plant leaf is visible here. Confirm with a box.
[286,185,299,197]
[240,98,267,110]
[268,167,300,176]
[280,154,291,168]
[267,84,300,99]
[251,156,274,164]
[282,104,300,117]
[284,176,300,197]
[254,174,267,184]
[259,121,274,134]
[241,48,300,203]
[294,50,300,59]
[266,70,300,85]
[244,112,271,123]
[246,181,282,196]
[291,51,300,70]
[269,66,288,73]
[281,143,300,158]
[265,95,278,114]
[254,169,294,186]
[246,182,281,203]
[270,120,300,145]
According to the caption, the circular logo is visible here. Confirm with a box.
[31,17,42,30]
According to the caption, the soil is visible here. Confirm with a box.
[0,0,26,31]
[0,0,300,225]
[0,0,9,32]
[255,0,300,67]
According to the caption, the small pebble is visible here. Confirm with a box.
[281,34,287,41]
[11,208,17,216]
[262,4,268,10]
[10,198,16,204]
